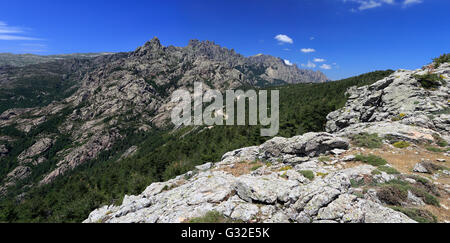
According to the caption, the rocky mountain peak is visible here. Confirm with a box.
[133,37,164,56]
[146,36,163,49]
[185,39,241,62]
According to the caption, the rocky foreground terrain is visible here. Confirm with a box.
[85,62,450,223]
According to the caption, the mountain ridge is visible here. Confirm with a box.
[0,52,115,68]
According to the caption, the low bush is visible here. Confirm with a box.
[251,165,263,171]
[410,187,440,207]
[393,141,410,149]
[350,179,365,188]
[377,184,408,206]
[299,170,315,180]
[377,166,400,175]
[432,133,448,147]
[378,179,440,207]
[354,154,388,166]
[426,146,445,153]
[279,166,293,172]
[352,133,383,149]
[413,73,445,89]
[318,156,331,162]
[390,207,437,223]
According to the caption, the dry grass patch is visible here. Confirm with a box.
[367,145,450,184]
[218,160,265,177]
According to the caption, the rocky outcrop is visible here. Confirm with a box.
[84,162,413,223]
[246,54,329,84]
[259,132,349,162]
[335,122,437,144]
[326,64,450,142]
[0,144,7,157]
[40,131,120,185]
[84,133,415,223]
[5,166,31,185]
[18,138,53,164]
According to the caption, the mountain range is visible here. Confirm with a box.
[0,38,448,223]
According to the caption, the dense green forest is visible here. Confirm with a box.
[0,70,394,222]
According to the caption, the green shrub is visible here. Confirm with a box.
[316,172,329,178]
[279,165,293,172]
[408,175,429,185]
[433,53,450,68]
[410,187,440,207]
[408,175,440,197]
[354,154,388,166]
[392,113,407,121]
[393,141,410,149]
[350,179,365,188]
[385,179,410,186]
[251,165,263,171]
[380,179,440,207]
[413,73,445,89]
[371,169,382,175]
[318,156,331,162]
[390,207,437,223]
[432,133,448,147]
[352,133,384,149]
[378,166,400,175]
[426,146,445,153]
[299,170,315,180]
[377,184,408,206]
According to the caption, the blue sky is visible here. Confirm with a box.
[0,0,449,80]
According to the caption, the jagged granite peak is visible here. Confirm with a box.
[144,36,163,50]
[132,37,328,84]
[247,54,329,84]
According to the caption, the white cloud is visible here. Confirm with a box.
[284,59,293,66]
[320,64,332,70]
[310,37,315,40]
[301,61,316,68]
[275,34,293,44]
[314,58,326,62]
[0,21,41,41]
[342,0,404,11]
[0,35,41,41]
[0,22,24,34]
[403,0,422,6]
[301,48,316,53]
[359,1,382,10]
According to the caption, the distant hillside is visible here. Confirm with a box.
[0,53,114,67]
